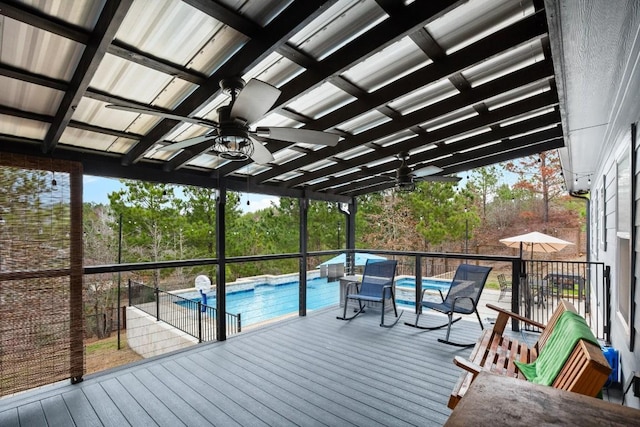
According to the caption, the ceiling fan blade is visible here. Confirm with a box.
[249,136,274,164]
[412,165,443,177]
[416,175,461,183]
[256,127,339,146]
[230,79,281,124]
[156,134,214,151]
[105,104,217,128]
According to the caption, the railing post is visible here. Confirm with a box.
[197,301,202,343]
[512,258,521,332]
[415,255,422,314]
[237,313,241,333]
[155,287,160,321]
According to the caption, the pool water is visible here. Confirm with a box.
[181,277,340,327]
[177,276,451,327]
[395,278,451,308]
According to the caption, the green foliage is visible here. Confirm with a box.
[467,165,501,220]
[408,182,480,247]
[308,200,343,251]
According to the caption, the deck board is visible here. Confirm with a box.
[0,306,482,426]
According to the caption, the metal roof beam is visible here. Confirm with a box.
[266,60,556,187]
[121,0,336,166]
[42,0,134,154]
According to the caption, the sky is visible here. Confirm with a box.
[83,165,521,213]
[83,175,280,213]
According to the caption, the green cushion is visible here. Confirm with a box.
[514,311,599,386]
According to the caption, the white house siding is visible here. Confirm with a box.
[589,73,640,410]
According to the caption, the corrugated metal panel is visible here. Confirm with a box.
[187,25,248,75]
[90,53,196,105]
[220,0,293,27]
[117,0,221,62]
[286,82,355,120]
[71,97,161,135]
[463,39,545,87]
[335,145,374,160]
[336,109,391,135]
[271,148,304,164]
[372,130,417,148]
[485,80,551,111]
[299,158,335,172]
[184,152,224,169]
[0,76,63,115]
[0,114,49,139]
[389,78,458,116]
[242,52,304,88]
[60,127,120,151]
[0,16,84,81]
[21,0,105,29]
[420,107,477,132]
[252,112,301,129]
[341,36,431,93]
[289,0,387,61]
[426,0,534,54]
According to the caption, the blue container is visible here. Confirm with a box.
[602,346,619,386]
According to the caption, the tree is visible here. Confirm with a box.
[358,191,417,251]
[505,150,564,223]
[308,201,343,251]
[467,165,501,221]
[108,181,179,287]
[83,203,119,337]
[408,182,478,250]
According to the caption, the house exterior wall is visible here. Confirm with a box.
[589,72,640,410]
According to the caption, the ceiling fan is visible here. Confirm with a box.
[106,77,339,164]
[390,152,460,191]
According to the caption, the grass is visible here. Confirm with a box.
[85,332,143,374]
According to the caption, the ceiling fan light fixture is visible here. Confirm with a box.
[397,181,415,192]
[212,134,254,161]
[396,174,415,192]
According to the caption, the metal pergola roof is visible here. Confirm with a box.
[0,0,564,203]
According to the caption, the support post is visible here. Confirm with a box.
[299,197,308,317]
[117,213,122,350]
[216,185,227,341]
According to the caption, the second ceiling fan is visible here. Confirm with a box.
[392,152,460,191]
[106,77,339,164]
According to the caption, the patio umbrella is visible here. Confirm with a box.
[499,231,574,259]
[318,252,386,267]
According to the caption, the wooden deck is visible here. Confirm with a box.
[0,305,494,427]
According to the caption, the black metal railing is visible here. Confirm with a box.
[519,260,610,341]
[87,250,610,341]
[128,280,241,342]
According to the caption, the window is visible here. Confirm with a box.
[616,147,631,332]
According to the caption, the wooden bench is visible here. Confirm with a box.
[447,300,611,410]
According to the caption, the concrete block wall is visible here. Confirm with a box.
[126,307,198,358]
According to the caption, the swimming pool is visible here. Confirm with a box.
[178,277,340,327]
[395,277,451,308]
[176,276,451,327]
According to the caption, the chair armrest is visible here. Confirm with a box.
[419,287,444,303]
[382,284,394,298]
[451,296,476,312]
[345,281,360,294]
[486,303,546,330]
[453,356,482,379]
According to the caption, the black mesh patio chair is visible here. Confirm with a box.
[337,259,401,327]
[405,264,492,346]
